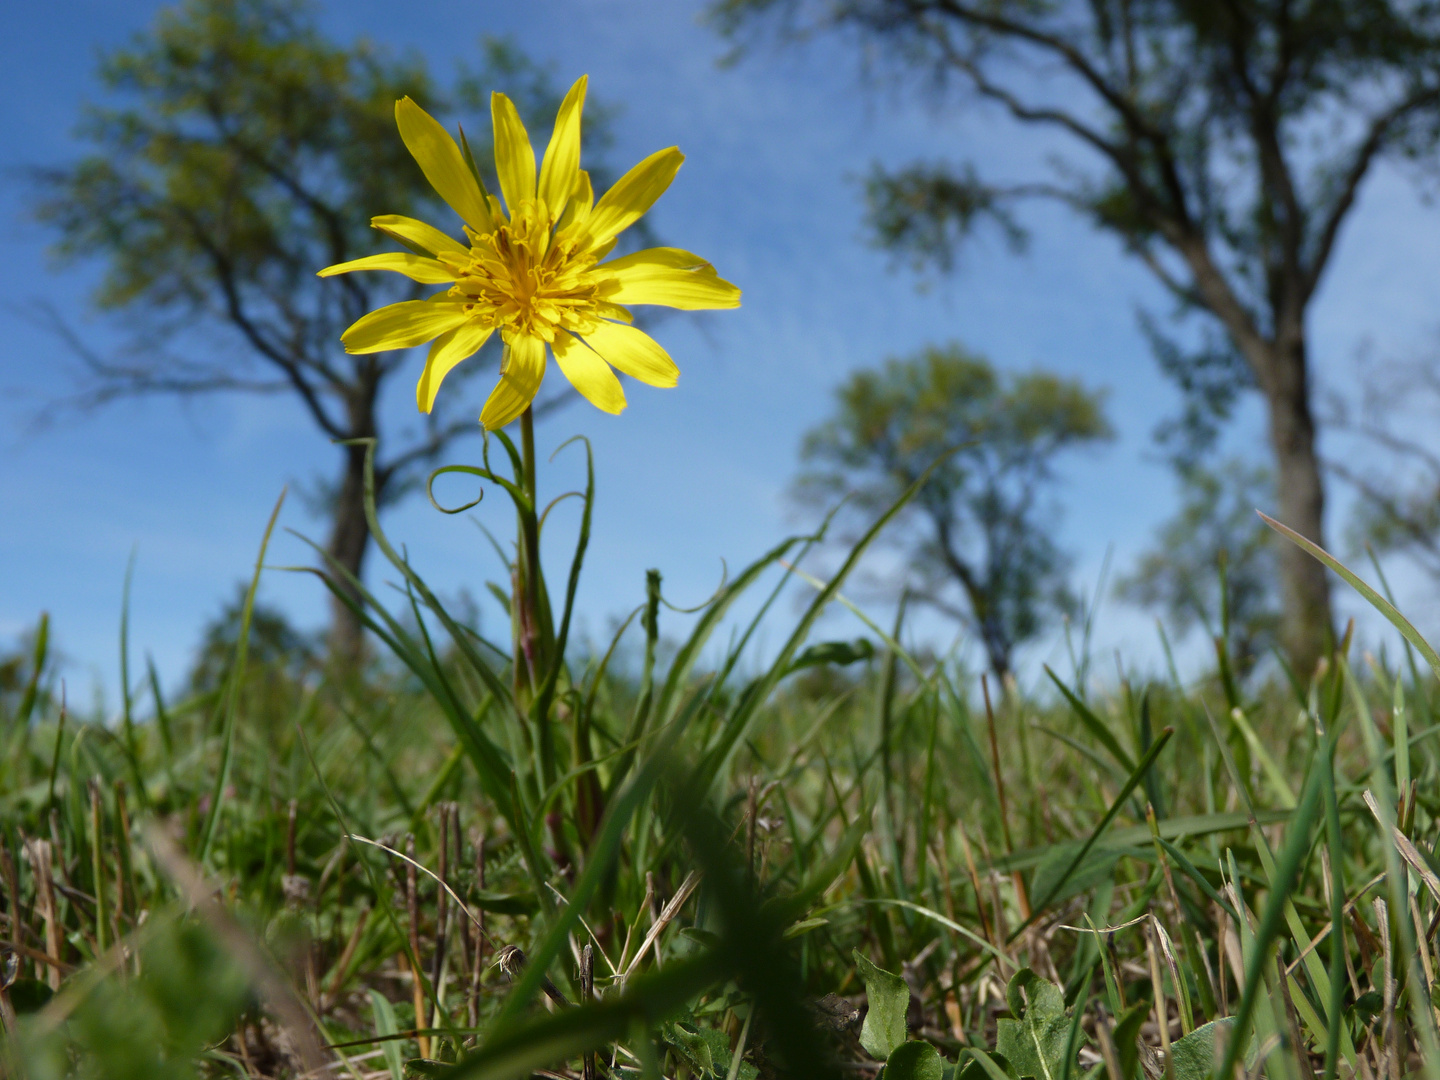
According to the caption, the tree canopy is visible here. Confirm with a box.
[795,344,1111,680]
[1119,459,1280,676]
[36,0,609,655]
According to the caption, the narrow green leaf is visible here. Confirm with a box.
[1045,665,1135,772]
[1215,753,1325,1080]
[200,487,285,863]
[370,989,405,1080]
[1017,727,1174,933]
[1258,512,1440,680]
[693,451,958,792]
[445,953,727,1080]
[1112,1001,1148,1080]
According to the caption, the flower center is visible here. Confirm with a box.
[441,199,602,343]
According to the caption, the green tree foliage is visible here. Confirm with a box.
[795,345,1111,680]
[34,0,606,657]
[711,0,1440,676]
[1118,459,1281,677]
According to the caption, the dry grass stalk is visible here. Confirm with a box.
[25,838,62,990]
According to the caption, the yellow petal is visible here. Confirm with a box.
[598,247,741,310]
[582,147,684,246]
[579,321,679,388]
[480,334,546,430]
[395,98,494,232]
[416,321,495,413]
[341,299,472,355]
[552,329,626,414]
[491,91,537,213]
[593,301,634,324]
[318,252,455,285]
[557,170,595,232]
[371,214,467,256]
[574,170,594,218]
[538,76,587,217]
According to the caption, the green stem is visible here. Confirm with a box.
[515,409,540,693]
[521,405,537,508]
[516,407,554,787]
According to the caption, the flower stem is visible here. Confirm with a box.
[515,407,540,694]
[515,406,555,785]
[520,406,538,512]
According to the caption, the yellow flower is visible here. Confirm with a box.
[318,76,740,430]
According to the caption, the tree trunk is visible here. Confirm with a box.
[326,441,372,663]
[1259,335,1334,678]
[1180,230,1336,676]
[979,616,1013,686]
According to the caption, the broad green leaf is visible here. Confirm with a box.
[995,969,1072,1080]
[854,949,910,1060]
[695,1026,758,1080]
[662,1020,716,1077]
[1168,1019,1236,1080]
[886,1041,944,1080]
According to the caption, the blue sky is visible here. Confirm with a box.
[3,0,1438,704]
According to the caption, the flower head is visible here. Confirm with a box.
[319,76,740,429]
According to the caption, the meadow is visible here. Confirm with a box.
[2,440,1438,1080]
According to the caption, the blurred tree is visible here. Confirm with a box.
[711,0,1440,676]
[1118,459,1280,677]
[795,345,1111,681]
[34,0,610,659]
[187,585,318,696]
[0,615,52,726]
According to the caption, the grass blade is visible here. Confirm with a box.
[199,488,285,863]
[1259,512,1440,680]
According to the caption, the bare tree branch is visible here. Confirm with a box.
[1304,83,1440,300]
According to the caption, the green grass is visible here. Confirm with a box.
[3,450,1440,1080]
